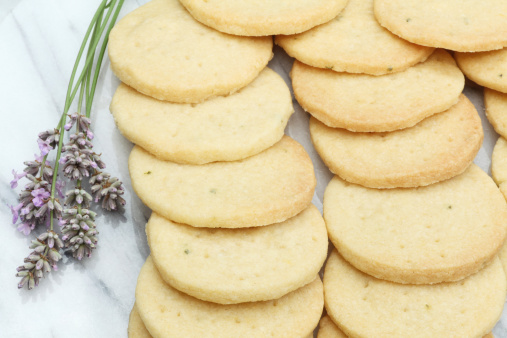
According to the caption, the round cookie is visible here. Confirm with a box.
[292,50,464,132]
[276,0,433,75]
[492,137,507,201]
[108,0,273,103]
[110,68,293,164]
[147,205,328,304]
[135,256,323,338]
[310,94,483,188]
[485,89,507,140]
[128,304,152,338]
[324,250,506,338]
[455,48,507,93]
[318,315,347,338]
[178,0,348,36]
[323,165,507,284]
[129,136,316,228]
[374,0,507,52]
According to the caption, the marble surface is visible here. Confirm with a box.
[0,1,506,337]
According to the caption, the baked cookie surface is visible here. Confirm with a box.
[178,0,348,36]
[292,50,464,132]
[108,0,272,103]
[324,250,506,338]
[135,256,323,338]
[374,0,507,52]
[310,94,483,188]
[485,89,507,140]
[492,137,507,201]
[110,68,293,164]
[129,136,316,228]
[128,304,152,338]
[147,205,328,304]
[276,0,433,75]
[455,48,507,94]
[324,165,507,284]
[318,315,347,338]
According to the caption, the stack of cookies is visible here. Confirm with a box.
[105,0,353,336]
[276,0,507,336]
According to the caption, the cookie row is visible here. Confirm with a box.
[107,0,345,336]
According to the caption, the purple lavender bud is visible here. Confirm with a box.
[28,255,40,261]
[17,223,32,236]
[10,170,27,189]
[43,261,51,273]
[35,270,43,279]
[35,203,48,218]
[75,194,83,205]
[34,245,45,254]
[64,121,73,131]
[37,139,52,156]
[48,249,61,262]
[38,232,49,241]
[16,266,26,272]
[47,237,54,249]
[24,262,35,270]
[31,188,50,207]
[83,236,92,245]
[10,203,23,224]
[86,129,94,140]
[35,259,44,270]
[28,277,35,290]
[18,275,29,289]
[16,271,28,277]
[52,264,58,271]
[76,245,84,261]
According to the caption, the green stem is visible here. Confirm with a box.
[47,0,124,230]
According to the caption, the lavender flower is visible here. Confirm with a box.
[16,231,63,290]
[61,208,98,260]
[12,0,125,290]
[10,170,26,189]
[90,172,125,211]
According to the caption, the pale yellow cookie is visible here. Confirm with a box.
[500,241,507,288]
[136,256,323,338]
[276,0,433,75]
[147,205,328,304]
[485,89,507,140]
[129,136,316,228]
[492,137,507,201]
[108,0,273,103]
[318,315,347,338]
[374,0,507,52]
[455,48,507,93]
[292,50,464,132]
[324,165,507,284]
[110,68,293,164]
[324,250,506,338]
[128,304,152,338]
[310,94,483,188]
[178,0,348,36]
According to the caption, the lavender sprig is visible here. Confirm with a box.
[11,0,125,290]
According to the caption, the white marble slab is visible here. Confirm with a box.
[0,1,505,337]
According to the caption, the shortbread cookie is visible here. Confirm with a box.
[128,304,152,338]
[108,0,273,103]
[178,0,348,36]
[310,95,483,188]
[324,165,507,284]
[292,50,464,132]
[276,0,433,75]
[492,137,507,201]
[455,48,507,93]
[318,316,347,338]
[129,136,315,228]
[324,250,506,338]
[111,68,293,164]
[485,89,507,139]
[374,0,507,52]
[147,205,328,304]
[136,257,323,338]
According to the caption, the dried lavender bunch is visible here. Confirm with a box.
[10,0,125,290]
